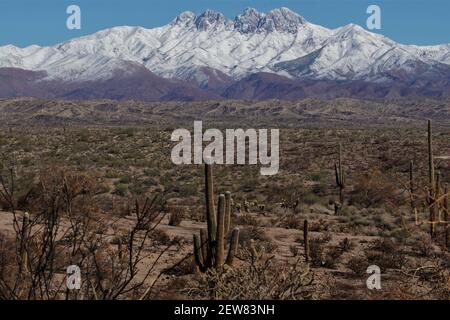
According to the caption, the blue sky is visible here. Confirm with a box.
[1,0,449,47]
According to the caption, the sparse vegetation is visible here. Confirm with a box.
[0,116,449,300]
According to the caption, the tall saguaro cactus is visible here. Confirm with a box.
[20,212,30,273]
[193,164,239,272]
[335,143,345,204]
[427,119,438,237]
[444,184,449,249]
[409,160,415,214]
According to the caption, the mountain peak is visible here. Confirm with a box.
[194,10,228,31]
[234,7,265,33]
[242,7,260,15]
[333,23,386,41]
[172,8,308,33]
[234,7,307,34]
[264,7,306,33]
[270,7,301,17]
[172,11,196,26]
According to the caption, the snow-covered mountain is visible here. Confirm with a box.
[1,7,450,100]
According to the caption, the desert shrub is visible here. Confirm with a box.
[281,214,302,229]
[290,244,300,257]
[302,192,320,205]
[151,229,171,245]
[415,234,435,257]
[0,233,15,283]
[309,238,325,267]
[311,183,327,196]
[113,183,129,196]
[338,238,353,252]
[178,182,198,197]
[241,175,257,192]
[349,170,402,207]
[310,172,325,182]
[238,226,270,248]
[323,249,344,268]
[165,256,196,276]
[234,214,259,226]
[365,249,405,270]
[309,219,330,232]
[119,175,133,184]
[190,253,313,300]
[347,256,369,275]
[118,128,136,137]
[365,237,406,269]
[156,277,190,300]
[370,237,397,252]
[307,233,345,268]
[97,182,111,194]
[260,239,278,254]
[168,210,184,227]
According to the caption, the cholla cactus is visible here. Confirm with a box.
[193,164,239,271]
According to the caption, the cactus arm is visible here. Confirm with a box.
[226,229,239,266]
[200,228,209,267]
[225,191,231,235]
[215,194,226,267]
[193,234,205,271]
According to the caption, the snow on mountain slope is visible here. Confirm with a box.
[272,24,441,81]
[0,7,449,85]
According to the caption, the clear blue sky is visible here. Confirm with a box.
[1,0,449,47]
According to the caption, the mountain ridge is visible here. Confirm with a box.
[2,7,450,100]
[2,96,450,127]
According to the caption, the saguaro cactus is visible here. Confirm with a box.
[427,119,438,237]
[20,212,30,273]
[193,164,239,271]
[444,184,449,249]
[409,160,415,214]
[303,219,310,263]
[335,143,345,204]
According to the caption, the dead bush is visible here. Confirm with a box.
[0,167,173,300]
